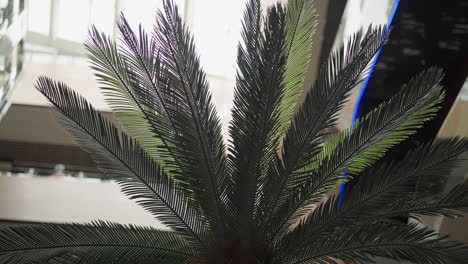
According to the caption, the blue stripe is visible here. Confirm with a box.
[337,0,401,208]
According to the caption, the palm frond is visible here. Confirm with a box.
[0,221,194,263]
[314,68,443,177]
[47,254,166,264]
[258,26,388,234]
[268,67,444,242]
[278,0,317,135]
[279,223,468,264]
[371,183,468,220]
[227,0,287,242]
[35,77,209,247]
[115,14,186,176]
[343,137,468,211]
[282,25,388,173]
[350,139,468,221]
[344,138,468,220]
[280,138,468,253]
[85,26,179,175]
[153,0,228,235]
[225,0,262,235]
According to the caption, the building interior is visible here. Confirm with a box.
[0,0,467,262]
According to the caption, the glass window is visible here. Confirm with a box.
[28,0,51,35]
[120,0,164,32]
[120,0,185,32]
[56,0,91,42]
[188,0,247,78]
[90,0,115,34]
[25,0,243,81]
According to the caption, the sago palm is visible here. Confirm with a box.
[1,0,468,263]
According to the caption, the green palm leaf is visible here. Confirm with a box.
[228,0,287,243]
[35,77,210,247]
[0,221,194,263]
[280,223,468,264]
[278,0,317,135]
[268,67,444,242]
[48,254,170,264]
[85,26,179,175]
[258,26,388,234]
[115,14,185,176]
[370,184,468,220]
[153,0,228,235]
[313,68,443,177]
[282,26,388,173]
[279,138,468,257]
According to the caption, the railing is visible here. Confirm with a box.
[0,165,109,181]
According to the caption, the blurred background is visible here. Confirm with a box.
[0,0,466,247]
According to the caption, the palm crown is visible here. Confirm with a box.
[1,0,468,263]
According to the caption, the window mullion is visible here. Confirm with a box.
[49,0,60,42]
[88,0,93,28]
[113,0,122,40]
